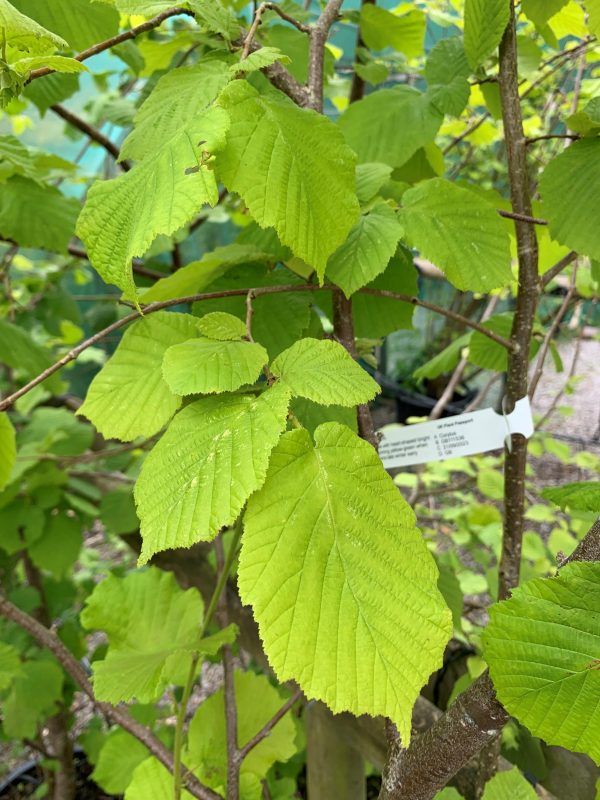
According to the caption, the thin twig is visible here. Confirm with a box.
[245,290,255,341]
[67,242,164,281]
[0,284,514,413]
[541,251,578,288]
[237,689,303,762]
[27,7,194,82]
[51,104,130,170]
[497,209,547,226]
[526,133,581,144]
[0,594,220,800]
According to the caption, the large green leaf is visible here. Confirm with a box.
[81,567,235,703]
[77,105,229,298]
[3,660,63,738]
[484,562,600,764]
[325,203,403,296]
[482,769,537,800]
[125,758,193,800]
[542,481,600,512]
[339,86,443,168]
[399,178,513,292]
[0,0,67,53]
[271,338,380,407]
[120,59,230,161]
[92,729,149,795]
[10,0,119,50]
[78,311,200,442]
[359,5,425,59]
[425,37,471,117]
[162,338,268,395]
[464,0,510,69]
[0,413,16,491]
[522,0,568,28]
[539,139,600,262]
[187,671,298,795]
[0,176,79,252]
[239,423,452,742]
[134,383,290,564]
[216,80,359,280]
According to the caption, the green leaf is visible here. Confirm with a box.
[566,97,600,136]
[0,0,67,53]
[482,769,537,800]
[355,162,393,204]
[0,318,62,392]
[28,512,82,578]
[92,729,149,795]
[3,660,63,739]
[125,758,194,800]
[539,139,600,262]
[359,5,426,59]
[425,37,471,117]
[483,562,600,764]
[187,671,298,793]
[542,481,600,512]
[271,338,380,407]
[0,176,79,252]
[0,642,22,691]
[192,311,246,340]
[352,249,419,338]
[399,178,512,292]
[326,204,403,296]
[464,0,510,69]
[231,47,290,76]
[469,313,538,371]
[522,0,568,28]
[77,105,229,298]
[81,567,235,703]
[239,423,452,742]
[78,311,200,442]
[120,60,230,162]
[11,54,87,74]
[586,0,600,36]
[0,412,16,491]
[414,334,470,381]
[339,86,443,168]
[23,71,79,115]
[290,397,357,435]
[162,338,268,395]
[0,502,44,554]
[216,80,359,281]
[10,0,119,50]
[100,489,139,535]
[434,790,464,800]
[191,0,239,40]
[134,383,290,564]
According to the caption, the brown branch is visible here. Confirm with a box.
[67,242,165,280]
[497,0,540,601]
[237,689,303,762]
[526,133,581,144]
[0,593,221,800]
[27,7,194,82]
[497,209,547,226]
[541,250,578,288]
[307,0,343,110]
[0,284,514,413]
[349,0,376,104]
[242,1,309,59]
[51,104,130,170]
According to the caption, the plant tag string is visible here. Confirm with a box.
[378,397,534,470]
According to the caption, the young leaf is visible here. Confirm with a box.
[339,86,443,168]
[542,481,600,512]
[134,383,290,564]
[399,178,513,292]
[120,60,230,162]
[197,311,247,341]
[76,105,229,298]
[216,80,359,281]
[539,139,600,263]
[359,5,426,59]
[425,37,471,117]
[81,568,236,704]
[187,671,298,793]
[271,338,380,407]
[230,47,290,76]
[483,562,600,764]
[78,312,200,442]
[162,338,269,395]
[239,423,452,743]
[481,769,537,800]
[325,204,403,296]
[464,0,510,69]
[0,0,67,54]
[0,412,16,491]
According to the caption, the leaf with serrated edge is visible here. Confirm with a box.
[464,0,510,69]
[326,204,403,296]
[135,383,290,564]
[271,338,380,407]
[162,338,268,395]
[81,568,236,704]
[125,758,194,800]
[481,769,537,800]
[542,481,600,512]
[77,106,229,299]
[216,80,359,280]
[197,311,247,340]
[0,0,67,53]
[239,423,452,742]
[78,311,200,442]
[400,178,512,292]
[484,562,600,764]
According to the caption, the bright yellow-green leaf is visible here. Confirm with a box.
[0,412,16,491]
[482,769,537,800]
[359,5,425,59]
[197,311,247,340]
[0,0,67,54]
[464,0,510,69]
[239,423,452,743]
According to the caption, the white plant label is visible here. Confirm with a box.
[379,397,534,470]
